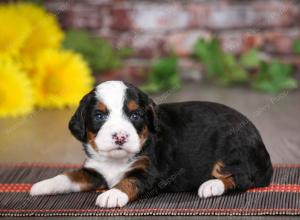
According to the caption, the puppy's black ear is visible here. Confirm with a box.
[69,90,94,142]
[146,98,158,133]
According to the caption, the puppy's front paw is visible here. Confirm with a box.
[30,179,56,196]
[198,179,225,198]
[95,189,129,208]
[30,175,80,196]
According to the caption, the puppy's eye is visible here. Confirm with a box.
[95,112,108,121]
[130,113,140,121]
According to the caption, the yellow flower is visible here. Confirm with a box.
[15,3,64,60]
[32,49,94,109]
[0,6,31,56]
[0,57,34,118]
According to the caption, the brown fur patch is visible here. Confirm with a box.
[139,126,149,145]
[87,131,97,151]
[128,100,139,111]
[212,161,236,191]
[65,169,106,191]
[130,156,150,172]
[115,178,139,201]
[221,177,236,190]
[96,102,107,112]
[115,156,150,201]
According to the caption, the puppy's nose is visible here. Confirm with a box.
[112,132,128,146]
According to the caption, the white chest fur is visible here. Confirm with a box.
[84,157,133,188]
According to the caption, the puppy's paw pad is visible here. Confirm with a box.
[198,179,225,198]
[95,189,129,208]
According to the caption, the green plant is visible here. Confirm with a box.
[252,61,298,93]
[63,30,131,72]
[194,38,298,94]
[142,56,180,93]
[194,38,248,85]
[240,48,261,69]
[292,39,300,54]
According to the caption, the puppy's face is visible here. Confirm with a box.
[69,81,157,159]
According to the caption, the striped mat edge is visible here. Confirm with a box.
[0,163,299,217]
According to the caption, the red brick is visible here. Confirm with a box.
[242,34,263,52]
[254,2,299,28]
[185,3,210,28]
[115,31,212,58]
[111,7,132,31]
[263,31,300,54]
[220,31,263,54]
[220,32,245,54]
[44,0,300,68]
[96,58,150,84]
[207,1,299,29]
[130,3,190,32]
[69,4,103,29]
[131,34,170,58]
[166,30,211,57]
[109,33,170,58]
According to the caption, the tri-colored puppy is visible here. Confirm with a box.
[30,81,273,208]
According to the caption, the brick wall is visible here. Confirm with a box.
[45,0,300,79]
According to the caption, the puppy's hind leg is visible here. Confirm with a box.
[30,168,107,196]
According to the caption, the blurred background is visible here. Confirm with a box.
[0,0,300,164]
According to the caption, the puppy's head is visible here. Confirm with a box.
[69,81,157,159]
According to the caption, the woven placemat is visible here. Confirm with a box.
[0,163,299,217]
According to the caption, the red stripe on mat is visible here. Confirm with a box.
[247,184,300,192]
[0,184,31,192]
[0,184,106,193]
[1,183,300,193]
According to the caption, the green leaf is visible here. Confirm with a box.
[252,61,298,94]
[194,38,298,94]
[63,30,127,72]
[281,78,298,89]
[142,56,180,93]
[292,39,300,54]
[193,38,248,85]
[240,48,260,68]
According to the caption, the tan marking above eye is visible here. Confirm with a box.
[96,102,108,113]
[128,100,139,111]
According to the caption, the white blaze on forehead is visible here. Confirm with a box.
[95,81,127,111]
[91,80,141,159]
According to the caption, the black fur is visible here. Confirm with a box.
[68,89,96,142]
[145,101,273,193]
[81,167,108,189]
[69,82,273,198]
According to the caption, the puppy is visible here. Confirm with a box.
[30,80,273,208]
